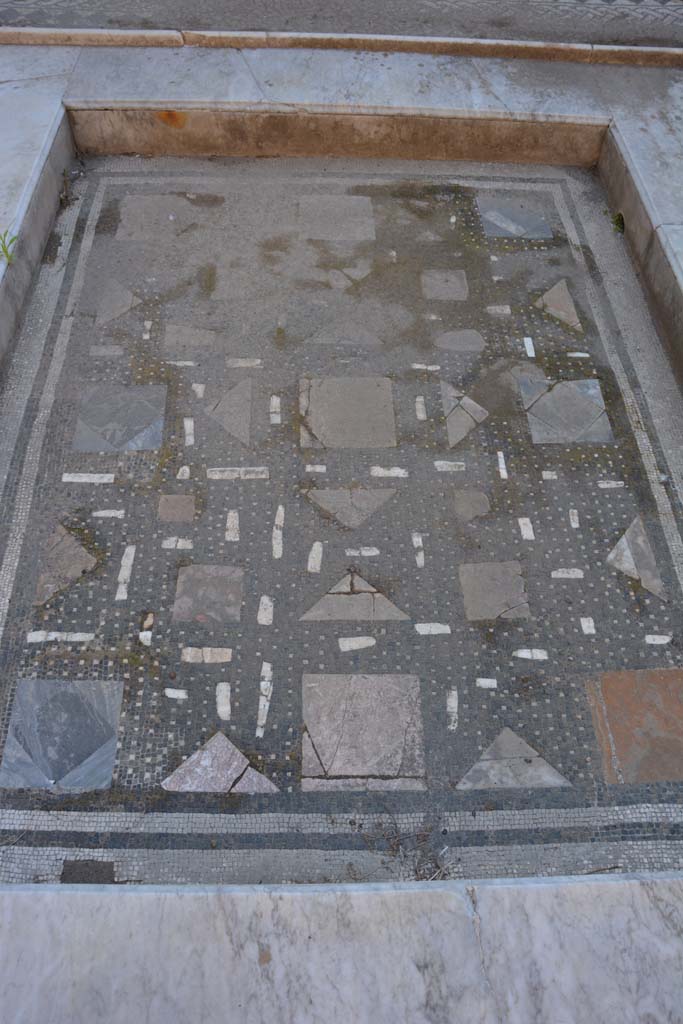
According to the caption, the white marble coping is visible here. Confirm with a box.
[1,873,682,1023]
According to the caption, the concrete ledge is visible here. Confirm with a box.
[68,108,606,167]
[1,874,682,1022]
[2,26,683,68]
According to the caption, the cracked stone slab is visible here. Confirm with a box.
[587,669,683,785]
[116,193,204,241]
[95,279,141,326]
[459,561,529,620]
[301,571,409,622]
[420,269,469,301]
[456,728,571,790]
[72,384,167,452]
[453,489,491,523]
[299,377,397,449]
[534,279,583,331]
[476,197,553,239]
[435,329,485,353]
[306,487,395,529]
[606,515,666,600]
[172,565,243,625]
[302,674,425,785]
[297,195,375,241]
[161,733,279,794]
[306,299,413,349]
[518,376,613,444]
[158,495,196,523]
[441,382,489,447]
[205,379,252,447]
[0,679,124,792]
[34,524,97,606]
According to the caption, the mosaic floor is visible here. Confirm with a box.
[1,157,683,884]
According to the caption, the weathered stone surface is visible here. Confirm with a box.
[34,524,97,605]
[606,515,666,600]
[459,561,529,620]
[306,487,395,528]
[72,384,166,452]
[299,377,397,449]
[95,278,141,326]
[157,494,196,523]
[301,572,408,622]
[206,379,252,446]
[421,269,469,300]
[457,728,571,789]
[162,733,248,792]
[453,489,490,522]
[435,329,485,353]
[518,376,613,444]
[297,195,375,241]
[477,197,552,239]
[172,565,243,625]
[534,279,582,331]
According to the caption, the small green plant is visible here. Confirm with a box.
[611,212,625,234]
[0,229,17,265]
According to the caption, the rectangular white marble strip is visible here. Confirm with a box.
[142,320,152,341]
[513,648,548,660]
[345,547,380,557]
[92,509,124,518]
[523,336,535,358]
[370,466,408,478]
[305,464,326,474]
[598,480,625,489]
[226,358,262,368]
[207,467,269,480]
[225,510,240,542]
[569,509,580,529]
[487,304,511,316]
[497,452,508,479]
[552,568,585,579]
[338,636,376,652]
[115,544,136,601]
[62,472,115,484]
[415,396,427,421]
[183,417,195,446]
[518,517,535,540]
[434,461,465,473]
[164,688,188,700]
[181,647,232,664]
[307,541,323,574]
[411,363,440,371]
[269,395,281,425]
[581,617,596,635]
[167,360,195,367]
[26,631,95,644]
[255,661,273,738]
[412,532,425,568]
[568,352,590,358]
[476,678,498,689]
[542,471,558,480]
[415,623,451,635]
[272,505,284,559]
[447,688,459,731]
[161,537,193,549]
[645,634,673,645]
[216,681,231,721]
[191,383,205,398]
[138,630,152,647]
[257,595,273,625]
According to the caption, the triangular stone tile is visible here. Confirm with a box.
[456,728,571,790]
[533,280,582,332]
[34,524,98,605]
[96,279,141,326]
[206,379,252,446]
[231,766,279,794]
[607,516,666,600]
[307,487,395,528]
[162,734,279,794]
[441,382,488,447]
[301,571,409,622]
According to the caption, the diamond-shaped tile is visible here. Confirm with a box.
[72,385,167,452]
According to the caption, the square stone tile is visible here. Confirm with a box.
[302,674,425,789]
[171,565,243,626]
[158,495,196,523]
[476,196,553,239]
[297,195,375,241]
[0,679,123,791]
[420,269,469,301]
[518,376,613,444]
[587,669,683,784]
[34,524,97,605]
[72,385,167,452]
[459,561,529,620]
[299,377,397,448]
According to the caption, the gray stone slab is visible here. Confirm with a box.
[301,572,408,622]
[0,678,123,792]
[72,385,166,452]
[34,524,97,605]
[457,728,572,790]
[162,733,248,793]
[435,329,485,353]
[534,278,583,331]
[307,487,395,528]
[441,382,489,447]
[299,377,397,449]
[520,378,614,444]
[172,565,243,625]
[459,561,529,620]
[95,278,141,326]
[206,379,252,446]
[420,269,469,301]
[232,766,279,795]
[606,515,666,600]
[453,488,491,522]
[297,195,375,241]
[302,673,425,782]
[477,197,553,239]
[158,495,195,523]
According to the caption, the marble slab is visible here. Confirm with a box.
[0,874,682,1023]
